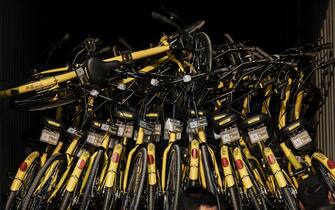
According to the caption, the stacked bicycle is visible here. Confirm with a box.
[2,9,335,210]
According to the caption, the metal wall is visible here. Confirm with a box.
[313,0,335,160]
[0,2,40,206]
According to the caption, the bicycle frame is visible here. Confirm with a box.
[0,46,170,97]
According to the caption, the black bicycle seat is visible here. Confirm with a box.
[145,112,161,120]
[279,118,308,138]
[87,57,121,85]
[239,113,269,130]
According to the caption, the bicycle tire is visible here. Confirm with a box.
[121,147,147,210]
[163,144,181,210]
[5,157,40,210]
[194,32,213,73]
[11,88,79,111]
[229,187,239,210]
[80,149,104,210]
[200,144,223,210]
[102,186,117,210]
[148,185,156,210]
[244,157,268,210]
[59,191,73,210]
[313,159,335,190]
[200,144,217,194]
[282,186,297,210]
[247,188,262,210]
[21,153,66,210]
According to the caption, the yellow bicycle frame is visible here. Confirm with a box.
[10,151,40,191]
[0,46,170,97]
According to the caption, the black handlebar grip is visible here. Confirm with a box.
[56,33,71,47]
[97,46,114,55]
[151,11,180,29]
[119,37,134,51]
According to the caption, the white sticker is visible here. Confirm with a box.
[165,118,183,132]
[40,128,60,145]
[188,117,208,129]
[248,126,269,144]
[101,123,110,132]
[221,127,240,144]
[67,127,76,134]
[290,130,312,149]
[86,132,104,147]
[117,124,134,138]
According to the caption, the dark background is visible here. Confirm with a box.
[0,0,319,206]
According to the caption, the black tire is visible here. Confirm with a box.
[121,147,147,210]
[80,149,104,210]
[59,191,73,210]
[243,157,268,210]
[282,186,297,210]
[163,144,181,210]
[102,187,117,210]
[200,145,217,194]
[194,32,213,73]
[229,187,239,210]
[5,157,40,210]
[11,88,80,111]
[313,159,335,194]
[148,185,156,210]
[21,153,66,210]
[200,145,223,209]
[247,188,261,210]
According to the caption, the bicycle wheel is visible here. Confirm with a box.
[313,160,335,197]
[193,32,213,73]
[11,88,79,111]
[228,186,239,210]
[59,191,73,210]
[163,144,181,210]
[282,186,298,210]
[102,186,118,210]
[247,188,262,210]
[5,158,40,210]
[21,153,66,210]
[121,147,147,210]
[200,144,217,194]
[80,149,104,210]
[200,145,223,209]
[243,157,268,210]
[148,185,157,210]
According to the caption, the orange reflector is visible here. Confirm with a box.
[148,155,155,165]
[191,149,198,158]
[221,157,229,167]
[327,159,335,169]
[77,159,86,169]
[112,153,120,163]
[235,159,243,170]
[19,162,28,171]
[267,154,276,165]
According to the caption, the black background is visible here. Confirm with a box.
[0,0,318,206]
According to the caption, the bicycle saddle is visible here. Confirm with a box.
[279,118,309,138]
[211,112,240,133]
[239,113,270,130]
[87,57,121,86]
